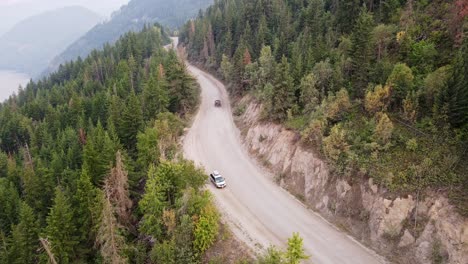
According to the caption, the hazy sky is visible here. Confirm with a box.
[0,0,130,35]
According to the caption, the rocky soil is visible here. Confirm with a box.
[236,99,468,264]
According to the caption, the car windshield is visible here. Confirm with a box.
[215,176,225,183]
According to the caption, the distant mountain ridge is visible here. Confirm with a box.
[45,0,213,76]
[0,6,102,77]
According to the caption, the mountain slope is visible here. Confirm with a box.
[180,0,467,205]
[180,0,467,262]
[46,0,213,75]
[0,0,127,36]
[0,6,102,77]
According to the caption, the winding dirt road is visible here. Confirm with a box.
[180,44,386,264]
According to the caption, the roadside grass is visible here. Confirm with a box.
[203,222,254,264]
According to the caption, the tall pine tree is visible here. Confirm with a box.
[437,36,468,128]
[350,6,374,96]
[270,56,295,121]
[9,202,39,264]
[142,75,169,121]
[45,187,78,264]
[120,91,143,157]
[82,121,116,185]
[74,170,98,257]
[0,179,20,234]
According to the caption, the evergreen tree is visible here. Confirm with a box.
[120,91,143,157]
[74,170,98,256]
[167,63,198,115]
[300,73,320,114]
[136,125,160,173]
[9,202,39,264]
[0,151,8,176]
[312,60,334,97]
[45,187,78,264]
[108,94,123,134]
[150,240,176,264]
[0,231,8,263]
[221,54,234,81]
[174,215,195,263]
[258,45,275,89]
[336,0,362,33]
[82,121,116,185]
[232,38,248,92]
[270,56,295,121]
[350,6,374,96]
[142,75,169,121]
[115,60,132,97]
[0,178,20,234]
[138,164,166,238]
[257,15,270,51]
[22,164,55,222]
[193,203,219,254]
[372,24,395,61]
[437,37,468,128]
[285,232,309,264]
[224,29,233,57]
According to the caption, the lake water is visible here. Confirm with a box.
[0,70,30,102]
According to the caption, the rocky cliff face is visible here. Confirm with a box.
[237,99,468,264]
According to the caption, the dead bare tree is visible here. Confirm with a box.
[23,143,34,170]
[95,192,127,264]
[39,238,57,264]
[104,151,133,229]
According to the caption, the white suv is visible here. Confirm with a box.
[209,170,226,188]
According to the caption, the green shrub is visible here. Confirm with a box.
[373,112,394,145]
[323,124,350,163]
[194,203,219,254]
[406,138,418,152]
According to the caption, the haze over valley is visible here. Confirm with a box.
[45,0,214,75]
[0,0,130,36]
[0,1,130,98]
[0,70,29,102]
[0,6,102,77]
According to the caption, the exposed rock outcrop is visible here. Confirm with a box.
[237,100,468,263]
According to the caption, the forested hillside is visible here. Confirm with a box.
[46,0,214,77]
[0,25,224,263]
[180,0,468,214]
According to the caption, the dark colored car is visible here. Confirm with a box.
[214,100,221,107]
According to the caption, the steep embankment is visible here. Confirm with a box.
[235,98,468,264]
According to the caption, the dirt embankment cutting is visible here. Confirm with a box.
[234,97,468,264]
